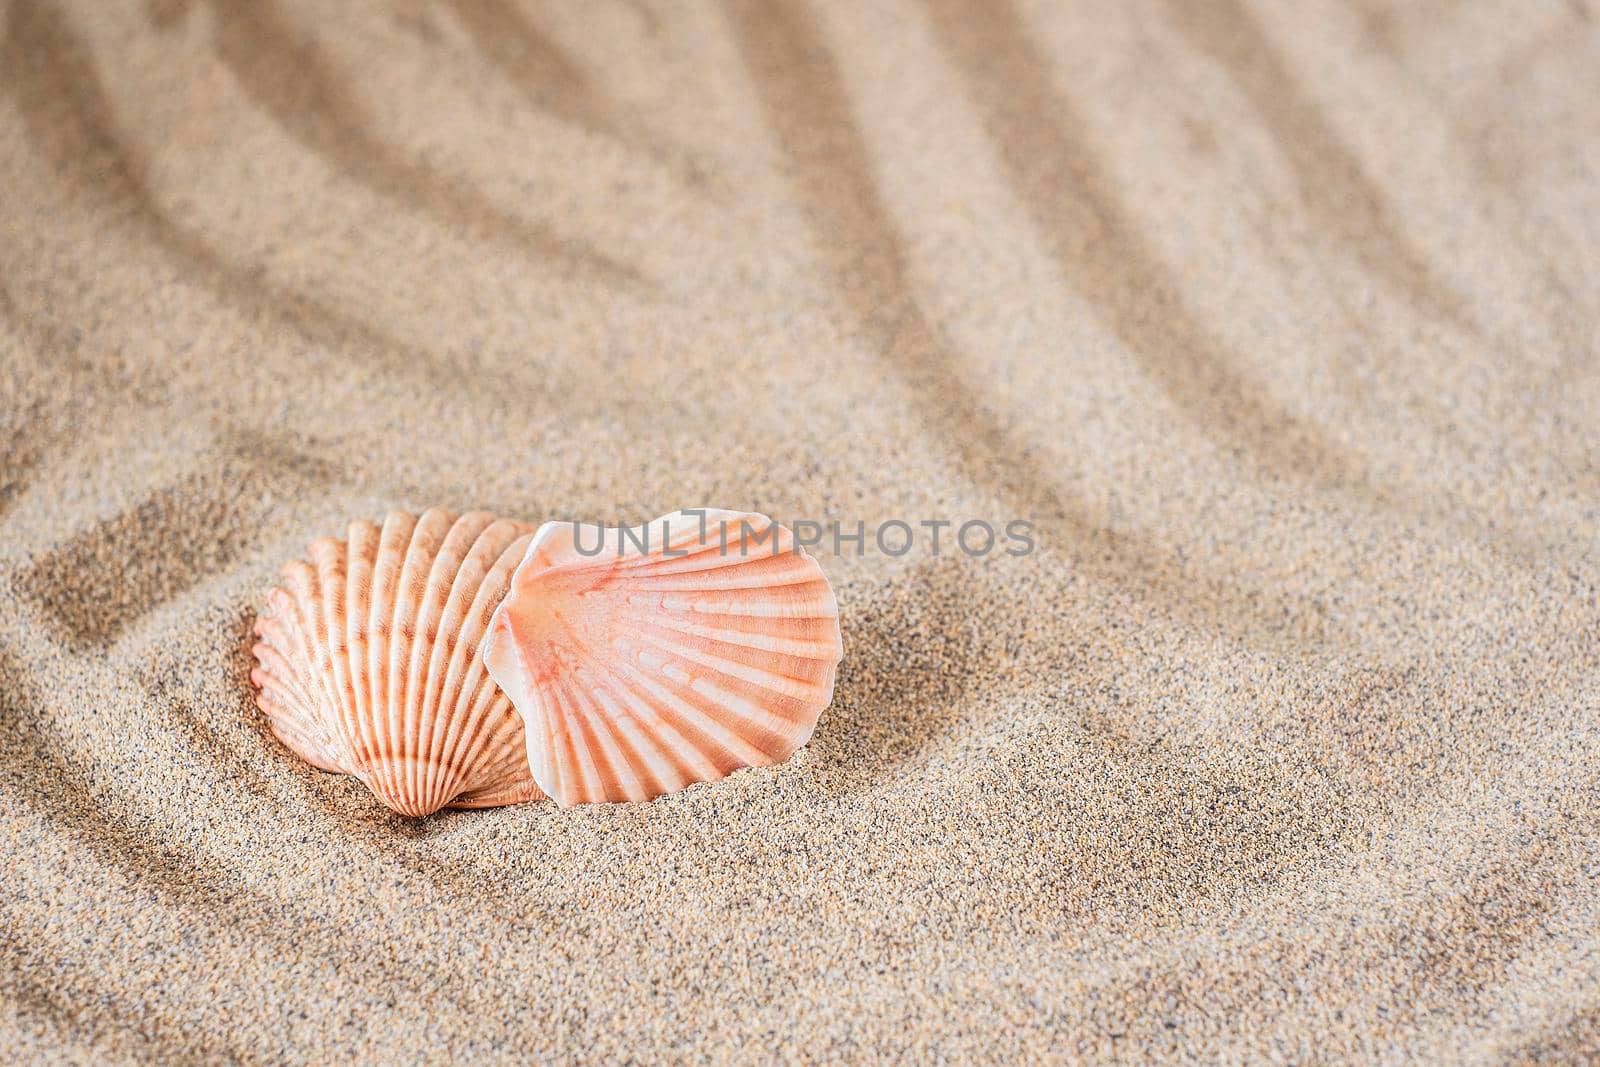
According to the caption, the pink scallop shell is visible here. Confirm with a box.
[482,509,843,806]
[251,509,545,816]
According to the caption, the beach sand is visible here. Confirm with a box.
[2,0,1598,1061]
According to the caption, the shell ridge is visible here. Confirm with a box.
[369,511,418,810]
[482,509,841,806]
[379,514,427,805]
[260,585,347,773]
[428,526,534,806]
[250,635,315,720]
[600,561,822,593]
[336,579,386,790]
[435,675,519,809]
[393,508,467,819]
[569,676,649,803]
[575,673,640,804]
[650,588,840,619]
[625,610,842,659]
[618,637,799,747]
[405,511,475,811]
[606,535,805,580]
[252,510,542,817]
[592,682,686,797]
[585,652,721,785]
[542,673,587,804]
[310,539,366,790]
[422,518,521,809]
[424,512,513,806]
[281,564,343,745]
[623,627,832,704]
[555,676,609,805]
[252,642,328,757]
[601,648,772,768]
[603,513,781,573]
[411,511,461,807]
[343,521,381,805]
[456,711,533,794]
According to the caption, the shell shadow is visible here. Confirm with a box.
[805,555,1014,797]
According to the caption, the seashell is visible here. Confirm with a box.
[482,509,843,806]
[251,509,546,816]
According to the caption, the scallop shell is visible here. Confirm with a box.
[482,509,843,806]
[251,509,546,816]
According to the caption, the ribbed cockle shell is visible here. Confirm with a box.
[251,509,545,816]
[482,509,843,806]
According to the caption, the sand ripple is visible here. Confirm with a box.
[2,0,1597,1060]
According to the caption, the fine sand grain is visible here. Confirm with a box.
[2,0,1598,1062]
